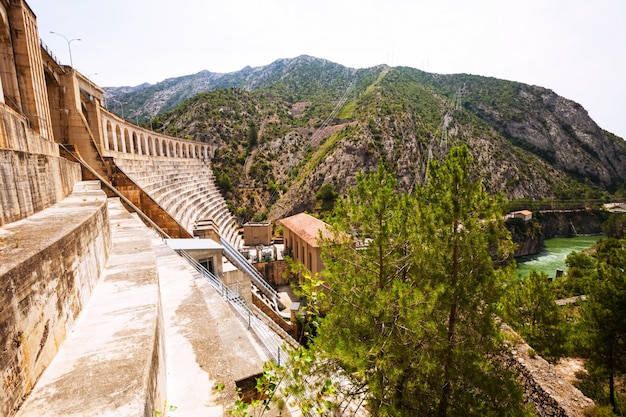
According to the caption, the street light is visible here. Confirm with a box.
[110,98,124,119]
[49,31,81,68]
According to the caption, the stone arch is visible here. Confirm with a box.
[138,132,145,155]
[115,124,123,152]
[147,136,154,156]
[122,127,130,153]
[156,137,163,156]
[168,140,175,157]
[105,120,114,151]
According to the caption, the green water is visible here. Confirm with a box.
[515,235,603,278]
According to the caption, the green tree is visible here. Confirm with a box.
[413,145,524,417]
[217,171,233,192]
[239,147,529,416]
[500,270,565,361]
[315,182,338,212]
[247,122,258,151]
[301,147,528,416]
[576,239,626,414]
[602,213,626,239]
[315,163,428,416]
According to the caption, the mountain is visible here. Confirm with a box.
[105,56,626,223]
[103,55,356,122]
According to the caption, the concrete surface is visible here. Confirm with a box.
[15,197,165,417]
[153,235,266,415]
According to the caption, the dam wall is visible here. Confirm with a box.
[0,105,81,227]
[0,182,110,417]
[111,153,242,247]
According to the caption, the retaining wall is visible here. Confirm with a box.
[0,105,58,157]
[503,326,594,416]
[0,182,110,417]
[0,149,81,226]
[14,197,167,417]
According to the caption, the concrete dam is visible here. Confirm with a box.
[0,1,597,416]
[0,1,291,415]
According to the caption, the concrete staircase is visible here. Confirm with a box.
[112,156,243,248]
[8,186,267,416]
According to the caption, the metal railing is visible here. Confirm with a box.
[220,237,280,311]
[176,249,296,363]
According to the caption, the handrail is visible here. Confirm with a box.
[220,237,280,310]
[176,249,297,356]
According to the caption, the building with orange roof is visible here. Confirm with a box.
[280,212,334,278]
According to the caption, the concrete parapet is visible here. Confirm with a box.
[14,197,166,417]
[0,181,110,417]
[0,149,81,226]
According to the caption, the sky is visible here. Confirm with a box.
[28,0,626,139]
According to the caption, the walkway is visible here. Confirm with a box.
[14,195,271,416]
[153,235,267,415]
[15,197,163,417]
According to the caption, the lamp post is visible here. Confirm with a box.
[110,98,124,119]
[49,31,81,68]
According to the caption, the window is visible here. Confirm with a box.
[199,258,214,275]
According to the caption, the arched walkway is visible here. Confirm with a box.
[100,110,213,160]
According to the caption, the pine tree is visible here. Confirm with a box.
[315,163,431,416]
[500,270,565,362]
[300,146,528,416]
[577,239,626,414]
[413,145,523,416]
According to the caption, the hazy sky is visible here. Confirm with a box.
[28,0,626,138]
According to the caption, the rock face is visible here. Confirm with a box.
[472,85,626,190]
[106,57,626,222]
[508,218,544,257]
[536,210,608,238]
[514,234,544,257]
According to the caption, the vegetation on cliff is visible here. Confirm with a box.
[107,56,626,223]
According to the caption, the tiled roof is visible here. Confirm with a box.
[279,212,333,247]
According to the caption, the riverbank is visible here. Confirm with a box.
[509,209,608,258]
[515,235,603,278]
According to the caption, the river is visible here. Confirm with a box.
[515,235,603,278]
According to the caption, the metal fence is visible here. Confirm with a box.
[176,249,295,364]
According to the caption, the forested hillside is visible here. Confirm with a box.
[106,56,626,223]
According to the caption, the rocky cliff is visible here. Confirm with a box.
[105,56,626,223]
